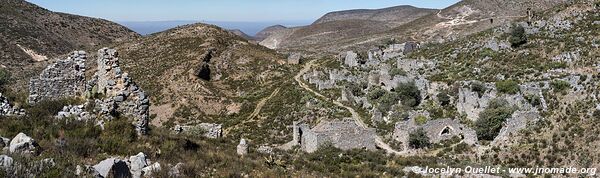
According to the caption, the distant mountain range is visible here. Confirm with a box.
[118,20,312,36]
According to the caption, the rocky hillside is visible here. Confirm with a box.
[327,0,570,52]
[113,23,290,130]
[227,29,255,41]
[254,25,287,41]
[258,6,436,51]
[0,0,139,91]
[314,5,436,27]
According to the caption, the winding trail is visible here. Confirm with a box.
[248,88,281,120]
[294,60,405,155]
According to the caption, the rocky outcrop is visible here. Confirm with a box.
[237,138,248,156]
[9,133,38,154]
[88,48,150,135]
[288,119,377,153]
[173,123,222,139]
[28,51,87,103]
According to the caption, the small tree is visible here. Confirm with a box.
[510,25,527,48]
[470,81,487,97]
[395,82,422,107]
[409,128,431,149]
[475,99,515,140]
[437,91,451,106]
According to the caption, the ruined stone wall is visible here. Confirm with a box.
[0,93,24,116]
[28,51,87,103]
[89,48,150,135]
[295,119,377,153]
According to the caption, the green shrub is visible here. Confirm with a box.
[377,92,400,113]
[367,88,386,101]
[409,128,431,149]
[525,94,541,107]
[415,115,428,125]
[475,99,515,140]
[470,81,487,97]
[509,25,527,48]
[496,80,520,94]
[550,80,571,92]
[347,82,367,97]
[395,82,422,107]
[437,91,451,106]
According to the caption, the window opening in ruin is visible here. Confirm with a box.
[441,126,452,135]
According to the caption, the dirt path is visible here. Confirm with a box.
[223,87,280,135]
[248,88,281,120]
[295,60,406,155]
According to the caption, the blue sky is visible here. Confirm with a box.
[26,0,460,22]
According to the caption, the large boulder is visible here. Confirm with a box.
[92,158,131,178]
[129,152,148,178]
[9,133,38,154]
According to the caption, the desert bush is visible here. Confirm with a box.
[550,80,571,93]
[409,128,431,149]
[437,91,451,106]
[496,80,520,94]
[367,88,386,101]
[415,115,428,125]
[525,94,541,107]
[510,25,527,48]
[475,99,515,140]
[395,82,422,107]
[470,81,487,97]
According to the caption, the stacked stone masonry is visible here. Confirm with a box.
[28,51,87,103]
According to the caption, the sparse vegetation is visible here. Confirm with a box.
[475,99,515,140]
[496,80,520,94]
[550,80,571,93]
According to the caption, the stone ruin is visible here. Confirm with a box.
[173,123,222,139]
[287,53,302,65]
[286,119,377,153]
[28,48,150,135]
[0,93,24,116]
[28,51,87,103]
[86,48,150,135]
[393,118,477,151]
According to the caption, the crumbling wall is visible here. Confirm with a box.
[292,119,377,153]
[28,51,87,103]
[89,48,150,135]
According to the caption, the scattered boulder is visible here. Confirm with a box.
[92,158,131,178]
[129,152,148,178]
[0,155,13,169]
[9,133,38,154]
[141,162,161,177]
[237,138,249,156]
